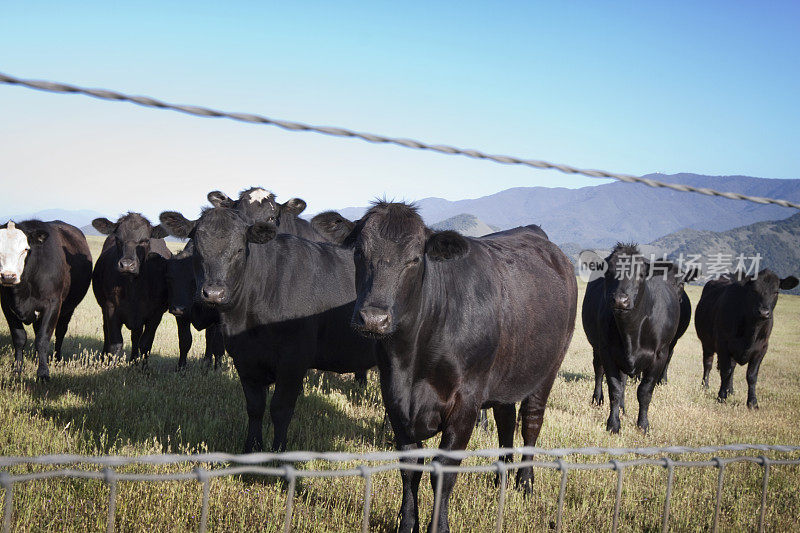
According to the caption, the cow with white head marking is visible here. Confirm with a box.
[0,219,92,380]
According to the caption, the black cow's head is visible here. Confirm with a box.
[733,269,798,321]
[159,207,276,307]
[92,213,166,276]
[604,243,649,313]
[0,220,48,286]
[207,187,307,227]
[165,243,196,317]
[310,211,356,245]
[317,202,469,338]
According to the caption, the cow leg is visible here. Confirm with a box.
[746,355,764,410]
[241,378,267,453]
[33,306,59,381]
[354,370,368,386]
[53,310,74,362]
[517,394,547,493]
[428,407,479,533]
[269,364,307,452]
[635,368,659,434]
[717,353,734,403]
[701,347,714,389]
[106,310,124,360]
[397,441,424,533]
[604,361,624,433]
[207,324,225,369]
[129,325,143,363]
[493,403,516,486]
[176,315,192,369]
[138,315,162,364]
[591,352,605,405]
[3,305,27,374]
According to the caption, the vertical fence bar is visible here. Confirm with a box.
[195,468,211,533]
[282,466,297,533]
[1,473,13,533]
[555,459,568,533]
[494,461,508,533]
[757,457,770,533]
[359,466,373,533]
[104,468,117,533]
[661,458,674,533]
[610,460,623,533]
[711,458,724,533]
[430,462,444,533]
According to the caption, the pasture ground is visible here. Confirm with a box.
[0,235,798,531]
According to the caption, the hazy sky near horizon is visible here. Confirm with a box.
[1,2,799,220]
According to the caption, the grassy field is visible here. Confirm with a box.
[0,235,798,531]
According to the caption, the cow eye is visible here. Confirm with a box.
[139,239,149,245]
[406,257,421,266]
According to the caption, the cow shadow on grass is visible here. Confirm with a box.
[11,345,383,457]
[559,370,593,382]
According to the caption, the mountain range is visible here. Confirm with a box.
[336,173,800,248]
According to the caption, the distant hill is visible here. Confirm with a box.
[334,173,800,248]
[648,212,800,286]
[430,213,498,237]
[7,208,106,229]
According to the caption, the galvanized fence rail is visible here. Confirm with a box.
[1,444,798,533]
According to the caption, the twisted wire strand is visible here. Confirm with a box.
[1,71,798,210]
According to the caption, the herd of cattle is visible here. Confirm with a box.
[0,187,797,532]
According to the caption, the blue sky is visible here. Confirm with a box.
[1,1,798,220]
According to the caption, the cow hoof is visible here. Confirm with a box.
[591,396,604,406]
[606,422,621,434]
[637,423,649,434]
[747,402,759,410]
[701,381,709,389]
[36,367,50,382]
[716,396,726,404]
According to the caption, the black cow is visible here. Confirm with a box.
[695,270,798,408]
[158,207,377,452]
[166,240,225,369]
[91,213,170,362]
[315,202,577,533]
[0,220,92,380]
[583,244,694,434]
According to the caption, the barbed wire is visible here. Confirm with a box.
[1,71,798,211]
[1,444,798,533]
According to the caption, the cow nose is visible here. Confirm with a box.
[357,306,392,334]
[201,285,226,304]
[0,272,18,285]
[118,258,137,273]
[170,306,186,317]
[613,294,631,309]
[758,307,771,319]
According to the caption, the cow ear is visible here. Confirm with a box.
[283,198,307,216]
[311,211,355,245]
[27,228,49,245]
[150,225,168,239]
[246,222,277,244]
[207,191,235,208]
[780,276,799,290]
[425,230,469,261]
[159,211,197,239]
[92,217,117,235]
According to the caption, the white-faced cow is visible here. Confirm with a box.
[91,213,170,362]
[582,243,695,434]
[0,220,92,380]
[158,206,377,452]
[695,269,798,408]
[315,202,577,533]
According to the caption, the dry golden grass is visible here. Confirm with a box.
[0,237,798,531]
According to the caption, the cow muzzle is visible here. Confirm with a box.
[0,271,20,286]
[612,293,633,311]
[117,258,139,275]
[757,307,772,320]
[201,284,227,305]
[169,305,188,317]
[353,305,393,337]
